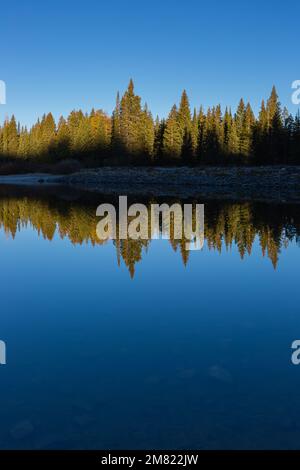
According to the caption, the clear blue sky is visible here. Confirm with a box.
[1,0,299,126]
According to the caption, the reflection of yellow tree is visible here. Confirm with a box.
[119,238,149,278]
[0,193,299,276]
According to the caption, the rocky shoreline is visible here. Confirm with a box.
[0,166,300,203]
[63,166,300,202]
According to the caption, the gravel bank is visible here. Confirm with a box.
[63,166,300,202]
[0,166,300,203]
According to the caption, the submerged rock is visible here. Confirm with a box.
[10,420,34,439]
[209,365,233,383]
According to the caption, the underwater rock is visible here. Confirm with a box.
[10,420,34,439]
[209,365,233,383]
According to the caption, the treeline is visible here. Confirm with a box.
[1,79,300,166]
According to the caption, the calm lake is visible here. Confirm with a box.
[0,184,300,449]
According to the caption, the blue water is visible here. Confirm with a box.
[0,189,300,449]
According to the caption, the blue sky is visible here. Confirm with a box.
[1,0,299,126]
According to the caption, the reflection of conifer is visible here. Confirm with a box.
[0,191,298,271]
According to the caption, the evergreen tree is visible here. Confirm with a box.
[153,117,165,162]
[90,109,111,157]
[182,128,194,163]
[178,90,192,160]
[191,108,198,158]
[253,99,268,163]
[120,79,142,156]
[196,106,206,162]
[223,108,239,158]
[293,111,300,163]
[162,105,182,160]
[266,86,283,163]
[235,99,246,158]
[40,112,56,158]
[73,115,92,157]
[56,116,70,159]
[2,116,19,156]
[111,92,122,153]
[18,127,31,158]
[203,107,221,163]
[0,80,297,168]
[139,104,154,158]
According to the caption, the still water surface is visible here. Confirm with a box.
[0,185,300,449]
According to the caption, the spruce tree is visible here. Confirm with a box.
[253,99,268,164]
[191,108,198,158]
[41,112,56,158]
[139,104,154,159]
[56,116,70,159]
[111,92,122,154]
[223,108,238,158]
[162,105,182,160]
[266,86,283,163]
[73,115,92,157]
[196,106,206,162]
[2,116,19,156]
[153,117,165,162]
[120,79,142,156]
[18,127,31,158]
[203,107,221,163]
[90,109,111,157]
[178,90,192,160]
[293,111,300,163]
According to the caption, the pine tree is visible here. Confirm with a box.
[139,104,154,158]
[223,108,239,158]
[41,112,56,158]
[203,107,221,163]
[243,103,255,160]
[18,127,31,158]
[191,108,198,158]
[90,109,111,157]
[253,99,268,163]
[120,79,142,156]
[2,116,19,156]
[215,104,224,159]
[235,99,246,158]
[227,115,239,156]
[178,90,192,160]
[111,92,122,153]
[73,115,92,157]
[56,116,70,159]
[266,86,283,163]
[162,105,182,160]
[181,128,194,163]
[282,110,293,164]
[293,111,300,163]
[68,110,85,154]
[153,117,165,162]
[196,106,206,162]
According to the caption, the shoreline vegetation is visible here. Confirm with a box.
[0,80,299,173]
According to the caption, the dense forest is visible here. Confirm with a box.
[0,80,300,167]
[0,187,299,276]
